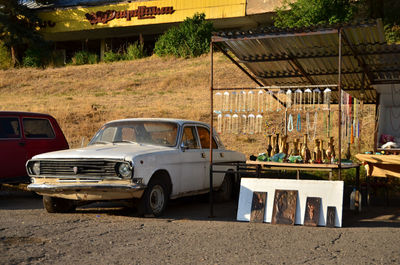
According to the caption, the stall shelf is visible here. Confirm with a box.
[208,19,400,216]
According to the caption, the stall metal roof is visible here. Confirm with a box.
[212,19,400,104]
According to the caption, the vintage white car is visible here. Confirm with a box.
[27,118,245,216]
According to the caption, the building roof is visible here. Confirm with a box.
[212,19,400,104]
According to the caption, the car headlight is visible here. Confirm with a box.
[118,163,132,178]
[32,162,40,175]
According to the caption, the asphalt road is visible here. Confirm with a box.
[1,187,399,265]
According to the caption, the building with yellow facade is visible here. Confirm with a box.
[30,0,283,60]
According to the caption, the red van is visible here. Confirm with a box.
[0,111,69,184]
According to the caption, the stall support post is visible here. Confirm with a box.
[209,42,215,218]
[338,28,343,180]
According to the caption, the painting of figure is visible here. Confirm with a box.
[271,190,298,225]
[304,197,321,226]
[250,192,267,223]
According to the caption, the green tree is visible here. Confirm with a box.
[274,0,400,43]
[154,13,214,58]
[0,0,45,66]
[274,0,358,28]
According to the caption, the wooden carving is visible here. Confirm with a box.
[250,192,267,223]
[271,190,298,225]
[304,197,321,226]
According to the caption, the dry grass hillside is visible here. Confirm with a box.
[0,53,375,159]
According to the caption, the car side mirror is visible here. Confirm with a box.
[180,142,188,152]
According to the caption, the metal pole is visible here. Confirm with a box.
[338,28,342,180]
[209,42,214,218]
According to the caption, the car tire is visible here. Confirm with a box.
[215,174,233,202]
[138,178,169,217]
[42,196,75,213]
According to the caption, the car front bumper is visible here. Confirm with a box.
[27,183,146,201]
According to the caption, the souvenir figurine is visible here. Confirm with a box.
[301,134,311,163]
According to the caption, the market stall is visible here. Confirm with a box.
[208,19,400,225]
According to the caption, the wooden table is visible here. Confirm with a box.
[245,160,360,184]
[355,154,400,178]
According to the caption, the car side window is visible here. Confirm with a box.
[0,117,21,139]
[23,118,55,139]
[181,126,199,149]
[197,126,218,149]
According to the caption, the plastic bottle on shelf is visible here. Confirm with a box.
[231,91,238,113]
[217,114,223,133]
[214,92,222,114]
[224,114,232,133]
[247,91,255,112]
[248,114,255,134]
[232,114,239,134]
[255,114,263,133]
[240,114,247,134]
[239,91,246,112]
[257,90,264,113]
[223,91,230,112]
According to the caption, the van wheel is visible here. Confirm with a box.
[215,174,233,202]
[138,178,168,217]
[43,196,75,213]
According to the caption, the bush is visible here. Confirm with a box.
[154,13,214,58]
[22,45,51,68]
[71,51,98,65]
[0,42,12,70]
[125,42,146,60]
[103,50,123,63]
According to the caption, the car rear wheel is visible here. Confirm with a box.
[138,178,168,217]
[43,196,75,213]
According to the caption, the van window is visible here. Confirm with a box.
[0,117,21,139]
[23,118,55,138]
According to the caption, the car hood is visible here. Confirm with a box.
[32,143,176,160]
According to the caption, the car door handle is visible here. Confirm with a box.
[19,142,26,146]
[219,153,224,158]
[201,153,206,158]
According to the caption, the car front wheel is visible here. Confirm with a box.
[42,196,75,213]
[139,178,168,217]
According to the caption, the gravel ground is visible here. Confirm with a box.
[1,188,399,265]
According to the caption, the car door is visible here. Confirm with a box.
[197,126,225,189]
[178,125,207,193]
[22,117,58,160]
[0,116,27,180]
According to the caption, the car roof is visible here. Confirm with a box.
[105,118,210,127]
[0,111,54,118]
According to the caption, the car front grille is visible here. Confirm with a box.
[39,160,118,178]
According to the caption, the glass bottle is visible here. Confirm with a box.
[248,114,255,134]
[214,92,222,114]
[255,114,263,133]
[232,114,239,134]
[257,90,264,113]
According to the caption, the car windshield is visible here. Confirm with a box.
[89,121,178,147]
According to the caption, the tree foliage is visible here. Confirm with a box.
[274,0,358,28]
[0,0,45,65]
[154,13,214,58]
[274,0,400,43]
